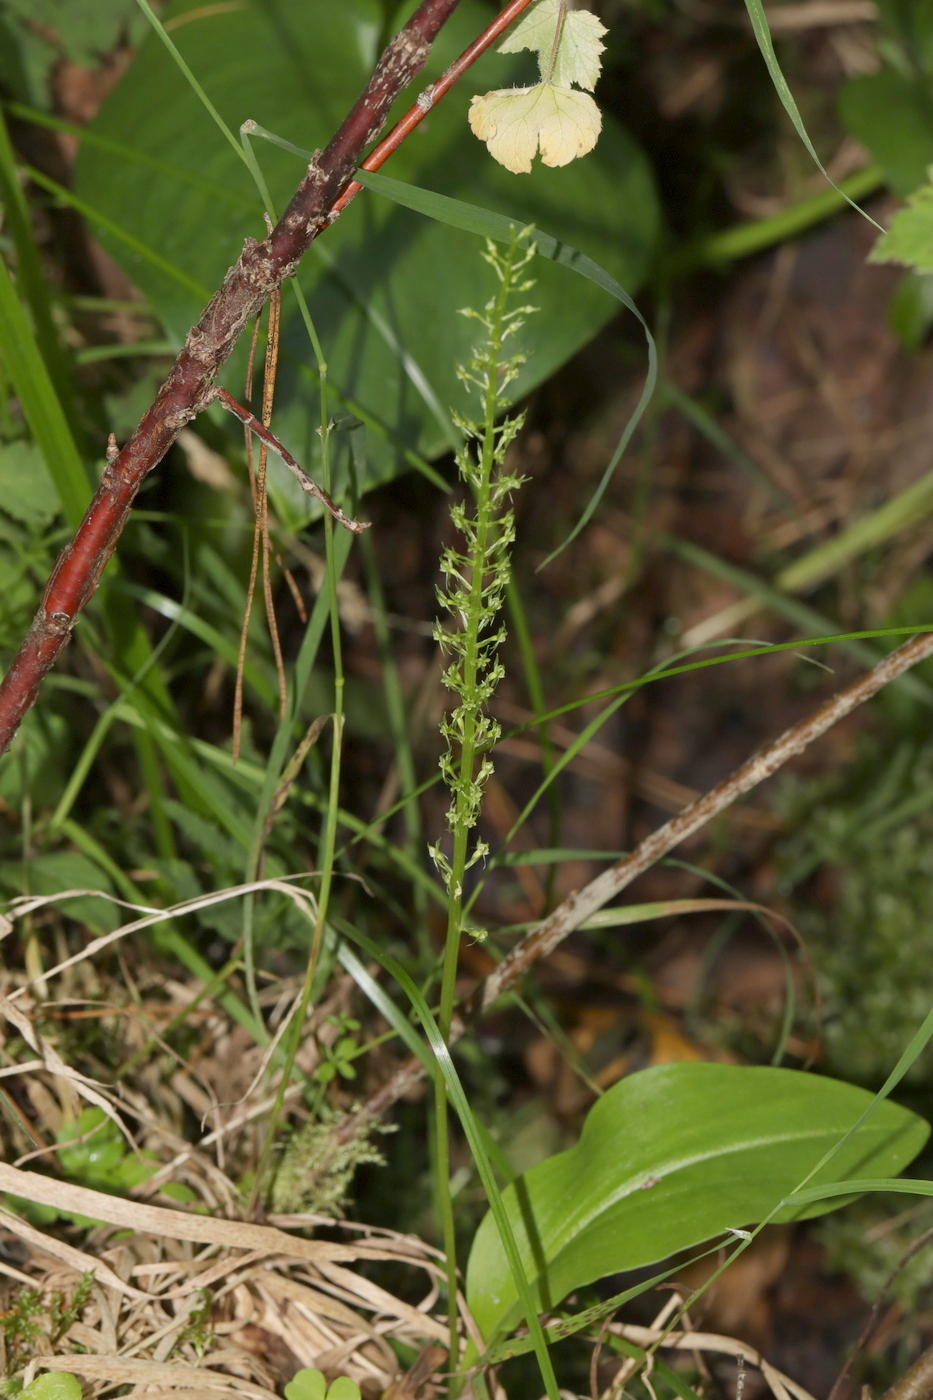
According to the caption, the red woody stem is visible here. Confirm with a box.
[0,0,467,754]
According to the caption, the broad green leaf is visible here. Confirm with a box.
[870,175,933,272]
[0,851,119,931]
[74,0,659,506]
[465,1062,929,1344]
[839,71,933,198]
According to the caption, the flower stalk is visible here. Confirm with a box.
[428,230,536,1360]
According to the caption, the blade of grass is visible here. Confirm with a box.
[0,196,187,862]
[112,579,279,708]
[658,379,796,511]
[0,250,90,524]
[664,532,933,703]
[56,817,264,1043]
[0,107,82,443]
[674,164,885,271]
[335,922,561,1397]
[741,0,883,228]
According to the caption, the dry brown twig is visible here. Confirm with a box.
[0,923,450,1394]
[878,1345,933,1400]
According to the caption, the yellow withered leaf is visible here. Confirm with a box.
[468,83,602,175]
[470,1,606,172]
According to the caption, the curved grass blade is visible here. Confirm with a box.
[0,251,89,526]
[336,921,560,1398]
[742,0,883,228]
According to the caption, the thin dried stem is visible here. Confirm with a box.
[233,313,265,763]
[828,1225,933,1400]
[213,388,368,532]
[339,629,933,1135]
[258,288,288,724]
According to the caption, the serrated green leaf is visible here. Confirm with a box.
[468,84,601,173]
[0,439,61,524]
[499,0,607,91]
[465,1062,929,1344]
[870,178,933,271]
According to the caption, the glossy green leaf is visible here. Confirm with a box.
[839,72,933,198]
[74,0,659,506]
[465,1062,929,1345]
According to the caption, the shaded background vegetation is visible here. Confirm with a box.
[2,0,933,1395]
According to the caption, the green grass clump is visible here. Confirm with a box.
[777,732,933,1084]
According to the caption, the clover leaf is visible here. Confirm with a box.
[284,1370,362,1400]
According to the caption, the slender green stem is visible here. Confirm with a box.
[438,300,506,1037]
[506,577,560,906]
[673,164,884,271]
[431,234,535,1369]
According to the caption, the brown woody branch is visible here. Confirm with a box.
[0,0,533,754]
[343,629,933,1130]
[879,1346,933,1400]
